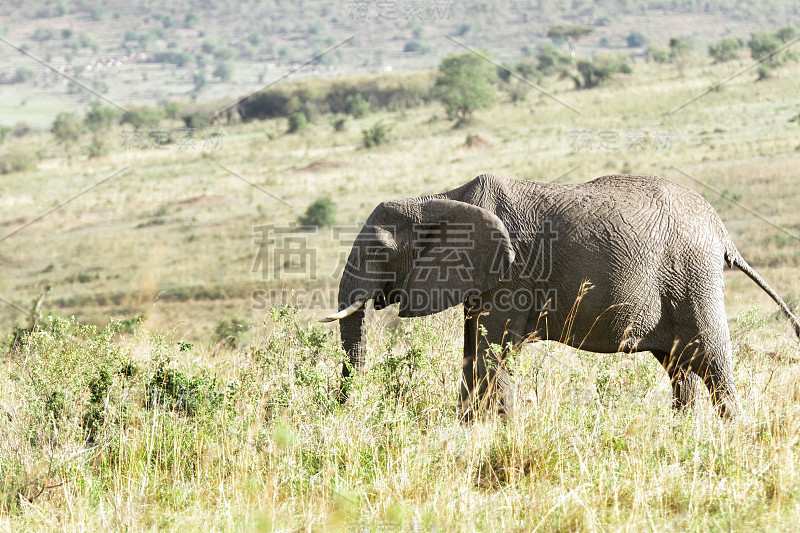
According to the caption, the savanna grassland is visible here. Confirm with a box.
[2,23,800,532]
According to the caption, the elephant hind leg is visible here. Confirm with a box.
[652,349,704,411]
[655,332,740,419]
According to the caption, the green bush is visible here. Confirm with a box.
[647,45,670,63]
[184,11,200,28]
[625,30,648,48]
[403,39,431,53]
[51,111,83,146]
[212,317,252,348]
[120,106,164,129]
[287,111,309,133]
[213,61,234,81]
[669,36,697,61]
[709,37,743,63]
[343,93,371,118]
[574,54,631,89]
[0,148,39,174]
[361,121,390,148]
[146,359,227,416]
[298,196,336,227]
[84,101,120,132]
[535,43,573,75]
[331,117,347,132]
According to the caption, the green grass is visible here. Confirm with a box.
[1,51,800,529]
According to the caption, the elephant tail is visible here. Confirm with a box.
[726,248,800,340]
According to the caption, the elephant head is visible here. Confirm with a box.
[321,198,516,383]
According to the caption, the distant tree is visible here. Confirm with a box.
[574,54,631,89]
[535,43,573,75]
[213,62,234,81]
[287,111,308,133]
[361,121,390,148]
[669,36,696,60]
[547,24,594,43]
[77,32,99,52]
[669,36,697,74]
[343,93,370,118]
[708,37,743,63]
[625,30,648,48]
[84,102,120,132]
[184,11,200,28]
[547,24,594,55]
[32,27,54,43]
[748,31,782,67]
[434,52,497,122]
[12,66,36,83]
[193,72,207,91]
[646,45,670,64]
[120,106,163,129]
[403,40,430,53]
[51,112,83,156]
[775,25,798,43]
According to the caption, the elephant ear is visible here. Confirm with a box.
[397,199,515,318]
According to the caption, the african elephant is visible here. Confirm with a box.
[322,174,800,420]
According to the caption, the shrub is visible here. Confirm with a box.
[775,25,798,43]
[213,61,234,81]
[86,136,109,158]
[343,93,370,118]
[669,36,697,60]
[287,111,309,133]
[535,43,573,75]
[574,54,631,89]
[647,45,670,63]
[12,66,36,83]
[403,39,431,53]
[184,11,200,28]
[625,30,648,48]
[84,101,120,132]
[0,148,39,174]
[748,31,783,67]
[120,106,163,129]
[709,37,743,63]
[212,317,252,348]
[298,197,336,227]
[12,121,34,137]
[51,111,83,146]
[77,32,98,52]
[146,359,226,416]
[331,117,346,132]
[361,120,390,148]
[434,52,497,122]
[32,27,54,42]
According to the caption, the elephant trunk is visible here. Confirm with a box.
[339,307,366,379]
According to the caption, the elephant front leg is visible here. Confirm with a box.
[459,309,515,423]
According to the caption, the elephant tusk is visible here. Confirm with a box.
[319,299,366,323]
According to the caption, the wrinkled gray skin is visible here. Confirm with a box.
[329,174,800,421]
